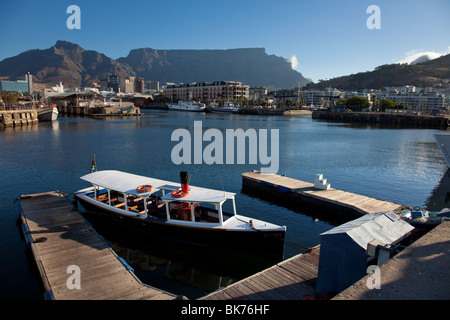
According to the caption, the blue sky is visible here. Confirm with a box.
[0,0,449,83]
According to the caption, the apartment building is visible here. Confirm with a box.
[381,91,446,111]
[164,81,250,101]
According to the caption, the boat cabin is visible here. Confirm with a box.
[78,170,237,226]
[161,184,236,225]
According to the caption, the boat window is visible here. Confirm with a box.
[168,201,194,221]
[191,202,221,223]
[221,198,236,219]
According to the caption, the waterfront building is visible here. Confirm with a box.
[134,77,145,94]
[0,73,33,94]
[302,88,342,107]
[249,87,268,100]
[108,73,119,93]
[43,82,65,99]
[50,91,105,107]
[164,81,250,102]
[145,81,160,92]
[120,77,135,93]
[380,91,446,111]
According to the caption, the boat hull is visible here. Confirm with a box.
[211,107,241,114]
[167,103,205,112]
[37,107,59,121]
[75,195,286,261]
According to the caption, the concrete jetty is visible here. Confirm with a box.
[312,110,449,128]
[0,108,38,127]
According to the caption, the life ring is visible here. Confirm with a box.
[171,189,189,198]
[136,185,153,193]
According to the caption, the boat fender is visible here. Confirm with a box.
[136,185,153,193]
[171,189,189,198]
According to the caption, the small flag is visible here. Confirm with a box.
[90,154,97,173]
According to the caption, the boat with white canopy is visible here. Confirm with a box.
[74,170,286,260]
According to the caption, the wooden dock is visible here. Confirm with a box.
[200,246,320,300]
[16,191,180,300]
[242,171,406,218]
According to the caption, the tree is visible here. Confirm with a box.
[379,99,398,111]
[1,91,19,105]
[340,97,370,111]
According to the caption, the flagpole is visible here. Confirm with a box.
[90,154,97,173]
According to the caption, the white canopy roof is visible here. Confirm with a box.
[161,185,235,204]
[80,170,178,196]
[80,170,235,203]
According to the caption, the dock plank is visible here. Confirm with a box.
[17,191,179,300]
[200,247,320,300]
[242,172,405,216]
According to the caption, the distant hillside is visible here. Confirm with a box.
[0,41,310,89]
[0,41,134,87]
[307,53,450,90]
[117,47,310,89]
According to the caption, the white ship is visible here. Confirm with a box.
[434,133,450,168]
[167,100,206,112]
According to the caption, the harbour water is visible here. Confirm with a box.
[0,110,448,300]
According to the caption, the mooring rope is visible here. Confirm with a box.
[282,239,315,253]
[235,216,314,253]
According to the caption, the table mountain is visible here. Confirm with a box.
[0,41,309,89]
[117,47,310,89]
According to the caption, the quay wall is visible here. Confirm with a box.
[142,104,312,116]
[312,110,449,128]
[0,109,38,127]
[239,108,312,116]
[141,103,169,110]
[58,105,141,116]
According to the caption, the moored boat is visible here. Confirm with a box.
[74,170,286,260]
[36,103,59,121]
[210,102,241,114]
[167,100,206,112]
[400,207,450,229]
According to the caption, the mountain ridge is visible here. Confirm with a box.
[0,40,134,87]
[0,41,309,89]
[307,53,450,90]
[2,41,448,91]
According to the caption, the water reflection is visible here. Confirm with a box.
[82,211,278,300]
[425,170,450,211]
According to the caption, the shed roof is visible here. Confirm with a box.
[320,211,414,249]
